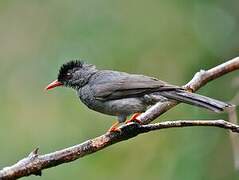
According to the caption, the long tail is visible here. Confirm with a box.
[160,89,232,113]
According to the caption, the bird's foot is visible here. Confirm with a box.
[125,113,142,124]
[108,122,121,133]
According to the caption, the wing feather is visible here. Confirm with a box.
[90,71,179,100]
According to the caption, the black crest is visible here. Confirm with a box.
[58,60,83,81]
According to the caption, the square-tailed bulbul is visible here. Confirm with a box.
[45,60,231,132]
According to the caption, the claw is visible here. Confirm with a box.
[108,122,121,133]
[125,113,142,124]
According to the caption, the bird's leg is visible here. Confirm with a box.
[125,113,143,124]
[108,121,121,132]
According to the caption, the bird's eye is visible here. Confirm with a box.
[65,72,72,79]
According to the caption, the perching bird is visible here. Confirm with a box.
[45,60,231,132]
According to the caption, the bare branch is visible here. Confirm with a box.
[229,96,239,170]
[138,56,239,124]
[1,56,239,179]
[1,119,239,180]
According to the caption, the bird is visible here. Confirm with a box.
[45,60,231,132]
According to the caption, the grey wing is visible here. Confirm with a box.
[89,71,180,101]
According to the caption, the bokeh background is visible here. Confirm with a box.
[0,0,239,179]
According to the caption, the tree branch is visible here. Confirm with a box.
[1,119,239,180]
[1,56,239,180]
[138,56,239,124]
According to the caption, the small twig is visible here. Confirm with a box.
[1,56,239,179]
[229,99,239,170]
[142,119,239,133]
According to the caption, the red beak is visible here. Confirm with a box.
[45,80,63,90]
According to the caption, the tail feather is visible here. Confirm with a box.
[160,89,231,113]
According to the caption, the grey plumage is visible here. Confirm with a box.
[50,60,232,123]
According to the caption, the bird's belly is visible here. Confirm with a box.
[78,86,147,117]
[78,90,146,116]
[102,98,147,116]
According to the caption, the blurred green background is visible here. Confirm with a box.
[0,0,239,179]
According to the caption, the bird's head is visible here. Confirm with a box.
[45,60,97,90]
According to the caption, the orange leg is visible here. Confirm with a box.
[125,113,142,124]
[108,121,121,132]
